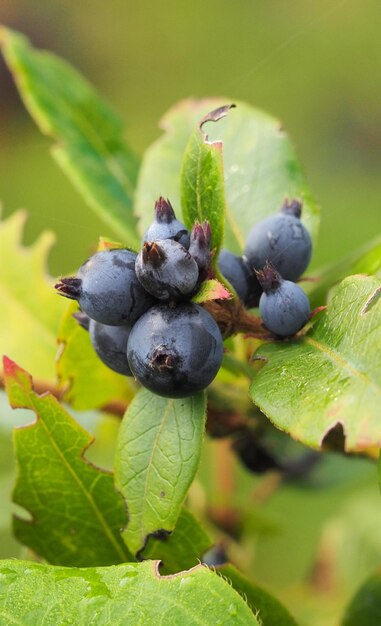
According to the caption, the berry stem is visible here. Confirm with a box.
[203,299,269,339]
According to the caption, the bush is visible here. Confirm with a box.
[0,27,380,626]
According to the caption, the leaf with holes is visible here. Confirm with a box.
[0,210,65,381]
[114,388,206,557]
[1,27,140,248]
[181,104,234,259]
[3,357,132,566]
[143,508,212,574]
[135,98,319,254]
[56,301,135,411]
[250,275,381,453]
[0,559,259,625]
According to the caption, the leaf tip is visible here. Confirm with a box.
[3,355,18,378]
[2,356,33,407]
[199,103,236,144]
[192,279,232,303]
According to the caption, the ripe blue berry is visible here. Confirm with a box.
[143,197,190,249]
[257,263,310,337]
[89,319,133,376]
[55,248,155,325]
[135,239,199,301]
[127,303,223,398]
[244,199,312,281]
[218,249,262,307]
[232,429,282,474]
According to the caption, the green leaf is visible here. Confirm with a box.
[57,301,135,410]
[192,278,231,304]
[135,98,319,254]
[342,570,381,626]
[143,508,212,574]
[114,388,206,557]
[1,27,140,248]
[135,98,224,235]
[218,565,298,626]
[0,210,65,381]
[306,235,381,309]
[0,559,259,625]
[181,105,234,258]
[3,357,132,566]
[250,275,381,453]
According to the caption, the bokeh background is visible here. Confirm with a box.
[0,2,380,625]
[1,0,380,274]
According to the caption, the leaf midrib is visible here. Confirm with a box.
[304,335,381,395]
[139,399,174,545]
[28,392,129,562]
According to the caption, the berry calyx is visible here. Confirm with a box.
[135,239,199,301]
[56,249,155,326]
[189,221,212,282]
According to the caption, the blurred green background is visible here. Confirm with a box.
[0,2,380,625]
[0,0,380,274]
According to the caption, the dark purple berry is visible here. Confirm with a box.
[55,249,155,326]
[244,199,312,281]
[232,429,282,474]
[143,197,190,249]
[201,544,228,567]
[127,303,223,398]
[89,319,133,376]
[218,249,262,308]
[135,239,199,301]
[257,263,311,337]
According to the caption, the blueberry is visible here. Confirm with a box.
[201,544,228,567]
[244,199,312,281]
[127,303,223,398]
[218,249,262,308]
[189,221,212,283]
[143,197,190,249]
[232,428,282,474]
[55,248,155,325]
[88,319,133,376]
[135,239,199,301]
[257,263,311,337]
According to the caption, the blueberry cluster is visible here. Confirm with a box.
[55,196,313,399]
[218,198,312,337]
[55,198,224,399]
